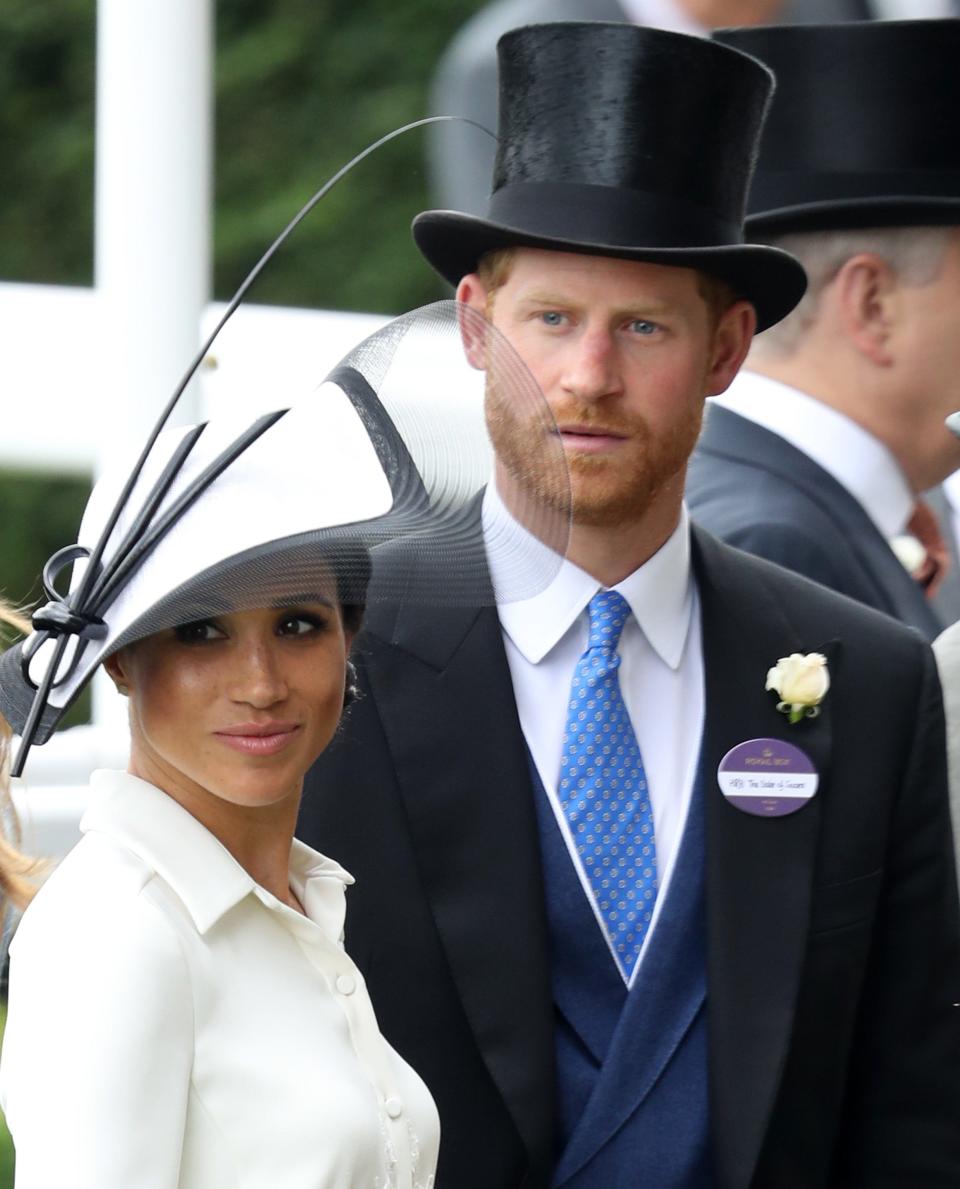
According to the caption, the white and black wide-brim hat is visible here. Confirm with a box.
[715,20,960,236]
[1,303,570,751]
[414,22,807,332]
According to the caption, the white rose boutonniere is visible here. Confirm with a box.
[766,653,829,724]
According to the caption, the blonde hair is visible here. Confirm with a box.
[0,601,46,911]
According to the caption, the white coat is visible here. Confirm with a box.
[0,770,439,1188]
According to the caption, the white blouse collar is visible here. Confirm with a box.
[81,769,352,936]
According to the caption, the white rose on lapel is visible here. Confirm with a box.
[766,653,829,724]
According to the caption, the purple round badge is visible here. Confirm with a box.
[717,738,818,818]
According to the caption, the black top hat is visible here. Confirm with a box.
[715,20,960,236]
[414,22,806,332]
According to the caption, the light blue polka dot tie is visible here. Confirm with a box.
[559,590,658,979]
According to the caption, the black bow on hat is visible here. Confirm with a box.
[414,21,807,331]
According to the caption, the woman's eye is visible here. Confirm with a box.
[277,614,324,637]
[174,620,223,644]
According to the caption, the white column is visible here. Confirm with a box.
[93,0,213,729]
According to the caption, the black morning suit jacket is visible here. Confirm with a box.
[299,518,960,1188]
[687,403,944,641]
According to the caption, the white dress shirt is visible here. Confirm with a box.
[713,371,915,539]
[872,0,955,16]
[0,771,439,1189]
[484,488,704,985]
[942,471,960,565]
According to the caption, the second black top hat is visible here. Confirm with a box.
[414,22,806,332]
[715,19,960,235]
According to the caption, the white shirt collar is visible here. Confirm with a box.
[81,769,353,936]
[483,485,694,670]
[943,470,960,512]
[618,0,705,35]
[713,370,916,538]
[872,0,955,16]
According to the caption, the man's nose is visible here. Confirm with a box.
[560,329,621,401]
[228,643,288,707]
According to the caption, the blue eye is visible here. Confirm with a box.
[629,320,657,336]
[540,311,566,327]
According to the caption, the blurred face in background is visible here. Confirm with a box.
[680,0,784,26]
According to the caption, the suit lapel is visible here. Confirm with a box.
[364,594,555,1169]
[693,527,833,1189]
[698,406,943,638]
[361,511,839,1183]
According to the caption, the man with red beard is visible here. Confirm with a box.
[300,22,960,1189]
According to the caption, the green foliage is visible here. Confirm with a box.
[213,0,477,312]
[0,472,90,612]
[0,2,96,286]
[0,471,92,728]
[0,1107,10,1187]
[0,1001,12,1185]
[0,0,481,308]
[0,0,483,733]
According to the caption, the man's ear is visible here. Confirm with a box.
[456,274,491,371]
[834,253,897,367]
[705,299,757,396]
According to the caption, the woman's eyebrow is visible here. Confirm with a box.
[268,594,336,609]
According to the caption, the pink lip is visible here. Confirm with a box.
[214,722,301,756]
[558,425,628,453]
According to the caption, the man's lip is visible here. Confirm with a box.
[557,425,630,453]
[557,424,628,439]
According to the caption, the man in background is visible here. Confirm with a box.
[687,19,960,639]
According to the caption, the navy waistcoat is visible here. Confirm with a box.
[529,753,712,1187]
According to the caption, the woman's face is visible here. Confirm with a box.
[106,592,351,817]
